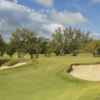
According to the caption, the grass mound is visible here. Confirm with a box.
[3,59,27,66]
[0,60,10,66]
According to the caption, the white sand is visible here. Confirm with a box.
[69,64,100,81]
[0,62,26,70]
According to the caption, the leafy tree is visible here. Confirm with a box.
[66,28,82,56]
[10,29,24,58]
[6,43,15,58]
[45,42,53,57]
[0,34,6,57]
[10,28,37,59]
[84,40,100,57]
[27,37,40,59]
[28,36,48,59]
[52,27,65,56]
[40,41,47,54]
[51,27,92,56]
[39,36,49,55]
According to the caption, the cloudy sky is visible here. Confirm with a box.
[0,0,100,42]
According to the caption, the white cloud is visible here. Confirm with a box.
[90,33,100,39]
[93,0,100,2]
[33,0,53,7]
[51,9,89,26]
[91,33,100,36]
[0,0,47,22]
[42,23,64,33]
[0,0,50,42]
[0,0,92,42]
[13,0,18,3]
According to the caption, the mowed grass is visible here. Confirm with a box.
[0,53,100,100]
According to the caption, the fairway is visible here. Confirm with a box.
[0,53,100,100]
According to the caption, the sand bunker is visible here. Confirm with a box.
[0,62,26,70]
[69,64,100,81]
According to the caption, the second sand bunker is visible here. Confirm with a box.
[69,64,100,81]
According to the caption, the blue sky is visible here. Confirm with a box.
[0,0,100,42]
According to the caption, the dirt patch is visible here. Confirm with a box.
[0,62,26,70]
[69,64,100,81]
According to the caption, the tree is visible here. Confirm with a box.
[27,37,39,59]
[10,28,37,59]
[66,28,82,56]
[6,43,15,57]
[52,27,65,56]
[0,34,6,57]
[83,40,100,57]
[51,27,92,56]
[39,36,49,55]
[45,42,53,57]
[10,29,24,58]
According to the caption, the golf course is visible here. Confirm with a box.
[1,0,100,100]
[1,53,100,100]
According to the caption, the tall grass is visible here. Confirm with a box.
[2,59,27,66]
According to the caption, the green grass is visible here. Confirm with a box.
[0,53,100,100]
[0,60,11,66]
[3,59,27,66]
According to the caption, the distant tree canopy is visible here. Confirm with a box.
[1,26,100,59]
[9,28,48,59]
[51,27,92,56]
[82,40,100,57]
[6,42,15,58]
[10,28,37,59]
[0,34,6,57]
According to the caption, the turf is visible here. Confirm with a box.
[0,53,100,100]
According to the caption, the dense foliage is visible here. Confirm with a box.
[0,34,6,57]
[1,27,100,58]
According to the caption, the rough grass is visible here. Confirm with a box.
[0,53,100,100]
[0,60,10,66]
[3,59,27,66]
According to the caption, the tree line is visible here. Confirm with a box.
[0,27,100,59]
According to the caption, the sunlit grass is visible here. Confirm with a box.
[0,53,100,100]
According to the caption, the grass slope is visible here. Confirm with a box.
[0,53,100,100]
